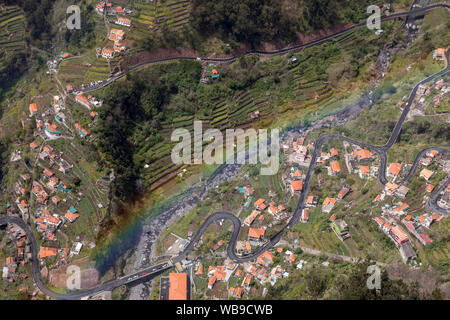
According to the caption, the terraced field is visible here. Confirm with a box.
[133,0,191,34]
[0,5,26,53]
[84,59,110,83]
[58,54,111,88]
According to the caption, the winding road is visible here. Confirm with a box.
[1,4,449,300]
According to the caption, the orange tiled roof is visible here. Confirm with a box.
[244,210,259,225]
[117,17,130,24]
[432,213,440,220]
[292,169,302,177]
[65,212,79,222]
[268,205,280,215]
[388,163,402,176]
[353,149,373,160]
[330,148,339,157]
[394,203,409,212]
[330,161,340,173]
[290,180,303,191]
[385,182,399,191]
[248,227,265,239]
[168,272,187,300]
[391,226,408,242]
[208,275,217,286]
[360,165,370,175]
[29,103,38,113]
[375,217,384,225]
[103,47,114,55]
[323,197,336,207]
[196,265,203,275]
[39,247,57,259]
[420,168,433,179]
[254,198,267,210]
[338,187,349,199]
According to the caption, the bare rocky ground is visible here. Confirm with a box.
[386,263,449,298]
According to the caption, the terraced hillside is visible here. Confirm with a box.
[133,0,191,34]
[58,53,111,88]
[0,5,26,54]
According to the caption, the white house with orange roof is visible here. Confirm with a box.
[322,197,336,213]
[29,103,38,116]
[433,48,446,60]
[387,163,402,179]
[75,94,93,109]
[116,17,131,27]
[109,28,125,41]
[419,168,433,181]
[102,47,114,59]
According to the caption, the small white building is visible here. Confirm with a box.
[102,47,114,59]
[116,17,131,27]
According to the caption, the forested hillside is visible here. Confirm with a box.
[190,0,376,44]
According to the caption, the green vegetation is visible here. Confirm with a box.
[190,0,384,45]
[265,260,432,299]
[95,60,202,209]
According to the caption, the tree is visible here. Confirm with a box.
[305,267,327,298]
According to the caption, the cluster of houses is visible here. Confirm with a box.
[8,134,86,266]
[402,213,440,246]
[373,216,417,263]
[282,131,312,167]
[95,1,132,17]
[416,77,449,112]
[344,145,379,179]
[38,241,82,261]
[375,150,444,204]
[370,149,449,264]
[29,98,72,141]
[200,64,220,84]
[101,28,127,59]
[194,245,301,299]
[1,224,31,284]
[239,197,290,248]
[75,94,102,110]
[320,185,351,215]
